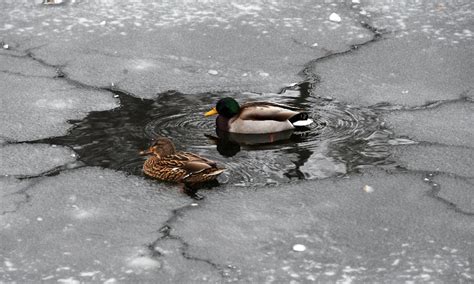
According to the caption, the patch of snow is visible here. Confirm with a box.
[363,185,374,193]
[79,271,100,277]
[128,256,161,270]
[292,244,306,252]
[57,277,79,284]
[0,144,77,176]
[329,13,342,23]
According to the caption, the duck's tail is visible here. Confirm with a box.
[205,168,226,176]
[289,112,314,127]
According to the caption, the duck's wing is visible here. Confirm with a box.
[242,101,302,111]
[176,153,223,181]
[181,152,219,167]
[153,154,189,168]
[160,152,220,173]
[182,160,213,174]
[239,101,303,121]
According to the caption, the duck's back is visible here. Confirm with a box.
[143,155,188,182]
[239,102,301,121]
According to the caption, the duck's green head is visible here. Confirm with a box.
[204,97,240,118]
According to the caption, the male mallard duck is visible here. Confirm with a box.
[139,137,225,185]
[204,97,313,134]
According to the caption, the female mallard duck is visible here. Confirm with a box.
[140,137,225,185]
[204,97,313,134]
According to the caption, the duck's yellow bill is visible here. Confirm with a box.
[204,107,218,117]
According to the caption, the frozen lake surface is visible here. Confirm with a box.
[1,0,473,282]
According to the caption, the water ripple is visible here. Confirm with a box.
[38,87,395,187]
[140,90,393,186]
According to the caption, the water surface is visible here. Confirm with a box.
[38,83,398,187]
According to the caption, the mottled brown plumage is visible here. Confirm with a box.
[140,137,225,184]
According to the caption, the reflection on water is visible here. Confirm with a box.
[207,129,296,157]
[34,83,396,187]
[215,128,295,146]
